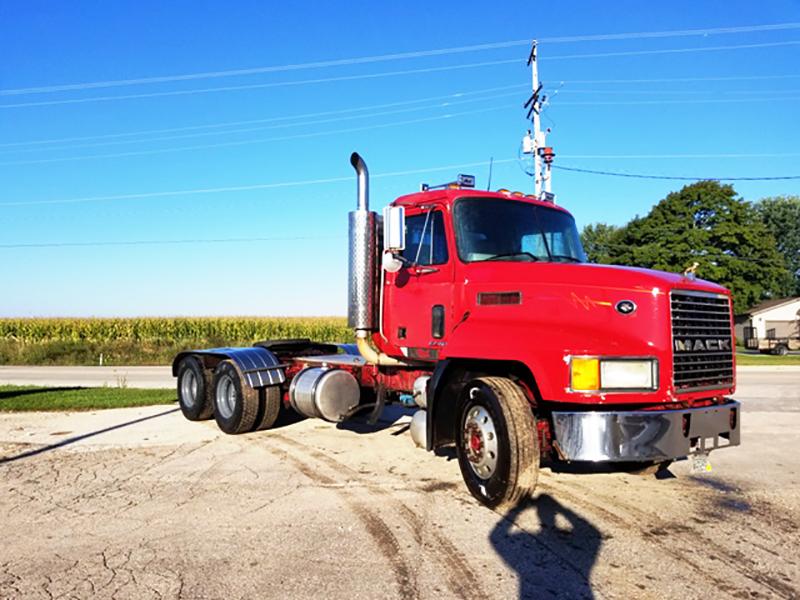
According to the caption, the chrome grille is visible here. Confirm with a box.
[670,290,734,393]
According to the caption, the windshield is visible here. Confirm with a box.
[454,197,587,263]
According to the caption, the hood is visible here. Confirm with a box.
[463,261,730,296]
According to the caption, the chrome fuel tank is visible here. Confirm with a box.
[289,367,360,422]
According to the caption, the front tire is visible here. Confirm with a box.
[176,356,214,421]
[455,377,539,510]
[773,344,789,356]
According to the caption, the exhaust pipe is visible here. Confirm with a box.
[348,152,404,366]
[348,152,377,332]
[351,152,369,211]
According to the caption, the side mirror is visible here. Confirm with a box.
[382,205,406,273]
[383,205,405,252]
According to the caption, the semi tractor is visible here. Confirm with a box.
[173,152,741,509]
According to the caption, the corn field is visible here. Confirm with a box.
[0,317,350,365]
[0,317,350,344]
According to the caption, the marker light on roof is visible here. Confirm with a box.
[457,174,476,188]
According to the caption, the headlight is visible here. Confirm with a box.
[571,358,657,391]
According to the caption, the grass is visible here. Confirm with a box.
[0,317,350,366]
[735,353,800,366]
[0,385,176,412]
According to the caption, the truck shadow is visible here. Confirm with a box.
[0,408,179,465]
[545,459,677,480]
[336,404,417,434]
[0,386,84,400]
[490,494,602,599]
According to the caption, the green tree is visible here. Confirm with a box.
[756,195,800,295]
[607,181,790,311]
[580,223,620,264]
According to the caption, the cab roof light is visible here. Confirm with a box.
[540,191,556,203]
[457,174,475,188]
[420,173,475,192]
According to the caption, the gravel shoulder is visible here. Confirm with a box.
[0,370,797,599]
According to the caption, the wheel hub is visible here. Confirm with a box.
[463,404,498,479]
[180,370,197,408]
[216,374,237,419]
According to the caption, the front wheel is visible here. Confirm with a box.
[773,344,789,356]
[455,377,539,510]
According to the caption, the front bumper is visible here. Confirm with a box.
[551,400,740,462]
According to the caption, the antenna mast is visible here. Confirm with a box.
[522,40,555,202]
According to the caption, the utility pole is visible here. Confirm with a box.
[523,40,556,202]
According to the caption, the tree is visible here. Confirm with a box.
[580,223,620,264]
[756,196,800,295]
[606,181,791,311]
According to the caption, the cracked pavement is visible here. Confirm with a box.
[0,368,798,599]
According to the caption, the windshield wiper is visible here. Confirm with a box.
[480,252,539,262]
[549,254,582,263]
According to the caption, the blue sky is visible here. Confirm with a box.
[1,0,798,317]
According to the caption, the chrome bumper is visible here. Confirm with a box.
[551,400,740,462]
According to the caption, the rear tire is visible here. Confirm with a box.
[212,361,259,434]
[252,386,282,431]
[455,377,539,510]
[773,344,789,356]
[176,356,213,421]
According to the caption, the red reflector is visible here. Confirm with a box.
[477,292,522,306]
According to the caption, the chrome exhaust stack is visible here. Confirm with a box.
[348,152,377,332]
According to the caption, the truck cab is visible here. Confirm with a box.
[174,153,740,510]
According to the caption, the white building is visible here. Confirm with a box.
[735,297,800,341]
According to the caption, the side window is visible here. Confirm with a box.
[401,210,449,266]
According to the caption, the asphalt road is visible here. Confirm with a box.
[0,368,797,599]
[0,366,173,389]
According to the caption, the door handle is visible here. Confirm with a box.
[410,265,439,276]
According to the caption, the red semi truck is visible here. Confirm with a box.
[173,152,740,509]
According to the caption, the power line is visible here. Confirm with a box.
[553,164,800,181]
[0,104,515,166]
[560,153,800,159]
[2,22,798,96]
[4,153,797,207]
[542,39,800,61]
[0,90,525,155]
[0,235,345,250]
[0,158,519,207]
[557,88,800,95]
[4,40,800,110]
[556,96,800,106]
[4,92,799,166]
[0,59,521,109]
[8,90,799,156]
[538,22,800,43]
[562,74,800,84]
[0,84,526,148]
[3,74,797,149]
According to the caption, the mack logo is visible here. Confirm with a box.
[674,339,731,352]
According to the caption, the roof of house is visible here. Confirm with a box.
[745,297,800,316]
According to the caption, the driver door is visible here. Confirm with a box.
[384,206,454,361]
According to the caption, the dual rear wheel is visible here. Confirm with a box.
[176,357,281,434]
